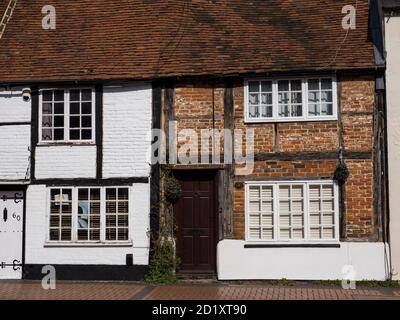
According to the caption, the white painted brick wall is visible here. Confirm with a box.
[0,125,30,181]
[0,87,31,123]
[103,83,152,178]
[35,146,97,179]
[25,184,150,265]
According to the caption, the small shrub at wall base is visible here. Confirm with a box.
[145,236,180,284]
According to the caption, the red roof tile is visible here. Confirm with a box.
[0,0,376,82]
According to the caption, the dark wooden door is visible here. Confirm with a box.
[174,171,217,273]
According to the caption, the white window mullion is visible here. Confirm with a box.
[304,183,309,241]
[302,79,307,120]
[38,91,43,143]
[100,187,106,242]
[334,183,340,240]
[92,90,96,144]
[72,187,78,242]
[273,81,278,119]
[65,89,70,142]
[274,183,279,241]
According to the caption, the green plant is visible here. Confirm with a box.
[164,176,182,203]
[146,166,181,284]
[270,278,294,286]
[145,236,180,284]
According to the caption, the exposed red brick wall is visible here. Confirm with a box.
[169,75,376,242]
[345,160,374,239]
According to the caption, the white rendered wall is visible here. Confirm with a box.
[0,125,30,181]
[25,183,150,265]
[0,87,31,123]
[102,83,152,178]
[35,145,97,179]
[217,240,389,280]
[0,87,31,182]
[386,16,400,280]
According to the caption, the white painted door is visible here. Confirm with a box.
[0,191,24,279]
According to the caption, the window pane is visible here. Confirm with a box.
[321,91,332,103]
[54,129,64,140]
[54,116,64,127]
[42,90,52,101]
[42,103,52,114]
[54,103,64,114]
[82,89,92,101]
[278,80,289,91]
[321,79,332,90]
[279,105,289,117]
[70,130,80,140]
[42,116,52,128]
[308,104,319,116]
[81,102,92,114]
[261,105,272,118]
[54,90,64,102]
[70,103,80,114]
[278,92,289,104]
[106,188,117,200]
[308,79,319,91]
[81,130,92,140]
[118,188,129,200]
[291,80,302,91]
[70,116,80,128]
[321,104,333,115]
[261,93,272,105]
[261,81,272,92]
[249,93,259,105]
[248,81,259,93]
[82,116,92,128]
[291,105,302,117]
[291,92,302,104]
[70,89,80,101]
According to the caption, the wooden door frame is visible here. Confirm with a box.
[173,169,219,274]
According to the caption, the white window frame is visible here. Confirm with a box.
[38,87,96,144]
[244,76,338,123]
[245,180,340,244]
[45,186,131,245]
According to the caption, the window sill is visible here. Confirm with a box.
[44,241,133,248]
[37,142,96,147]
[244,117,337,124]
[244,243,340,248]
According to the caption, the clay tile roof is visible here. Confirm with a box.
[0,0,376,82]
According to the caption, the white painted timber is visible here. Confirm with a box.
[102,83,152,178]
[386,15,400,280]
[35,145,96,179]
[0,87,31,123]
[0,191,24,279]
[0,125,30,181]
[217,240,389,280]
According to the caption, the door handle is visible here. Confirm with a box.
[3,207,7,222]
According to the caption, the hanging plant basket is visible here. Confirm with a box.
[165,177,182,203]
[334,162,349,184]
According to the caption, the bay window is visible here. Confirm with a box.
[246,181,339,243]
[245,77,337,122]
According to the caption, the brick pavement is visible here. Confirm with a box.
[0,281,399,300]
